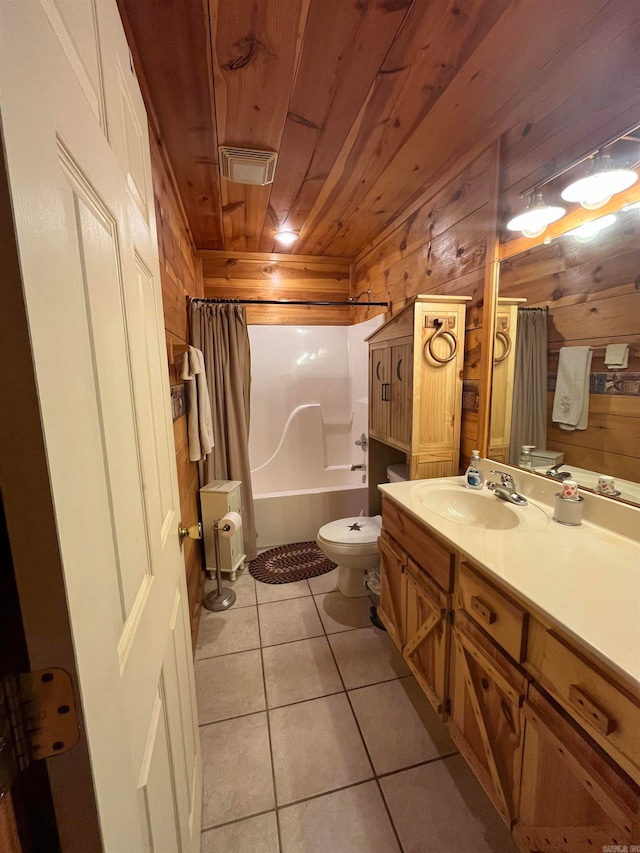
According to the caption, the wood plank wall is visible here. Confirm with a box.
[150,130,206,649]
[499,215,640,483]
[199,251,353,324]
[352,147,492,470]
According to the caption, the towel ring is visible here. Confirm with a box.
[494,330,512,363]
[425,321,458,365]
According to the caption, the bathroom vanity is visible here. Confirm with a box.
[377,465,640,852]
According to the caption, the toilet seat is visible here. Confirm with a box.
[317,516,381,556]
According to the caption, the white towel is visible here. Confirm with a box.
[181,347,214,461]
[552,346,592,431]
[604,344,629,369]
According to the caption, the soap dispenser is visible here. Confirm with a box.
[465,450,484,489]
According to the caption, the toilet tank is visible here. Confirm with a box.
[387,464,409,483]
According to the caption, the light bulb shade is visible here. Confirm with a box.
[274,229,299,246]
[561,153,638,210]
[507,191,565,236]
[567,213,617,243]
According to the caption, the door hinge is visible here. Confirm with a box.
[446,609,455,625]
[0,669,79,800]
[444,698,452,715]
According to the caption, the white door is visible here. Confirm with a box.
[0,2,201,850]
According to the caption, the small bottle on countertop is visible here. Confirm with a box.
[465,450,485,490]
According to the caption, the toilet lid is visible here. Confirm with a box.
[318,516,381,546]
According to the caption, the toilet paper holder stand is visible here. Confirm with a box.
[202,516,237,612]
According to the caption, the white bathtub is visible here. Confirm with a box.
[253,477,368,550]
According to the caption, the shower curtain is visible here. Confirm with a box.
[190,302,257,561]
[509,307,548,466]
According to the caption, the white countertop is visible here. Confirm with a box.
[379,472,640,689]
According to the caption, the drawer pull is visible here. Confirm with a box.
[569,684,617,736]
[470,595,496,626]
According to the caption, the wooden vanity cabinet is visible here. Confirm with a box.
[379,496,640,852]
[377,510,453,718]
[515,684,640,853]
[404,559,449,714]
[448,610,529,828]
[378,531,407,648]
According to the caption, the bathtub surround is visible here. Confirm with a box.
[191,302,257,561]
[248,318,382,548]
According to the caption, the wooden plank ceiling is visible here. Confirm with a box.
[120,0,631,259]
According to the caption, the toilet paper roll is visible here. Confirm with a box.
[217,511,242,538]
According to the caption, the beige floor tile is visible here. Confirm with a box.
[204,570,256,608]
[255,578,311,603]
[307,568,338,595]
[380,754,518,853]
[258,597,323,647]
[314,590,372,634]
[201,812,279,853]
[201,712,274,829]
[195,650,265,724]
[269,693,373,805]
[328,627,410,689]
[262,637,343,708]
[196,606,260,660]
[279,781,400,853]
[349,676,456,774]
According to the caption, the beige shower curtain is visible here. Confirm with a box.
[509,307,548,466]
[190,302,257,561]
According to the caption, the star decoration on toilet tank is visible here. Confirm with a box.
[348,522,363,531]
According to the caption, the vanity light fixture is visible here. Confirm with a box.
[274,229,299,246]
[566,213,617,243]
[506,190,566,238]
[561,151,638,210]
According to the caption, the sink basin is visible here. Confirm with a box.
[412,483,548,531]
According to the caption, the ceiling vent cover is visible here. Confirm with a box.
[219,146,278,185]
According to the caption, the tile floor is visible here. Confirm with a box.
[196,567,519,853]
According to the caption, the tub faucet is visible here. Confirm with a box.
[486,470,528,506]
[350,463,366,471]
[355,433,368,453]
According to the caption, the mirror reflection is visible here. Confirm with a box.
[490,202,640,505]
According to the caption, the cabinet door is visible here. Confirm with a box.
[369,346,390,441]
[447,612,529,828]
[378,533,406,650]
[389,341,413,449]
[516,684,640,853]
[404,560,449,715]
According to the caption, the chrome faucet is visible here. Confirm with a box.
[350,463,366,471]
[546,462,571,481]
[354,433,368,453]
[486,470,528,506]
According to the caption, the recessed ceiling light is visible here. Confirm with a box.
[274,230,299,246]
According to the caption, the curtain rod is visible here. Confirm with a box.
[191,297,389,307]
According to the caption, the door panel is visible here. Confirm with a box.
[389,341,413,449]
[0,3,201,850]
[378,533,406,650]
[404,561,449,715]
[369,346,390,441]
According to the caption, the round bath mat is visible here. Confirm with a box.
[249,541,336,585]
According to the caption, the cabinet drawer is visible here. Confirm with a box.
[381,497,454,592]
[457,562,528,662]
[539,631,640,777]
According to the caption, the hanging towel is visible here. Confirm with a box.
[181,347,214,461]
[552,346,592,431]
[604,344,629,369]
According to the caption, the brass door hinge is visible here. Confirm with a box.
[0,668,78,800]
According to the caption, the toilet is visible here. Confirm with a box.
[316,515,382,597]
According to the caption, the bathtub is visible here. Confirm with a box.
[253,475,368,551]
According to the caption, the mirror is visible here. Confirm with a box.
[489,200,640,506]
